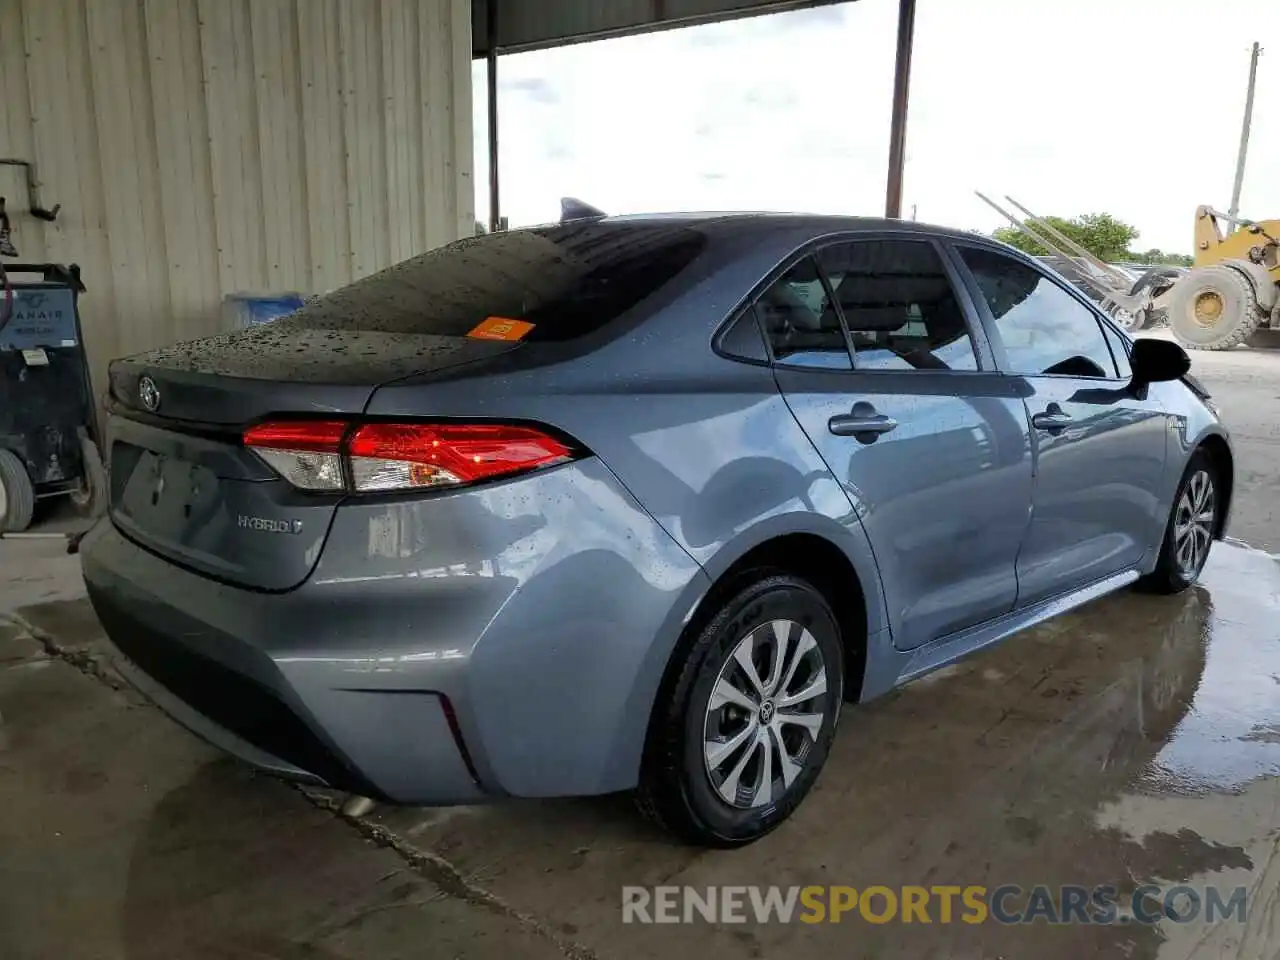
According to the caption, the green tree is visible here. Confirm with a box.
[1121,248,1194,267]
[992,212,1138,262]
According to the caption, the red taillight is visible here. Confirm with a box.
[242,419,575,494]
[243,420,347,453]
[347,423,572,492]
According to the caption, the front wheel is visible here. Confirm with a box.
[1138,452,1219,594]
[636,572,844,847]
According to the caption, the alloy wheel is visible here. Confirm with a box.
[1173,469,1215,579]
[1112,307,1141,331]
[703,619,831,809]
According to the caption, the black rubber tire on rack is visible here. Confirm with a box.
[636,571,844,847]
[69,433,108,519]
[0,448,36,533]
[1137,450,1220,595]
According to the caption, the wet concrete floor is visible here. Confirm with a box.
[2,531,1278,960]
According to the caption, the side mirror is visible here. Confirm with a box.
[1130,337,1190,386]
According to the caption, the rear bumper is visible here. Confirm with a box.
[84,524,483,803]
[80,457,708,803]
[110,654,332,788]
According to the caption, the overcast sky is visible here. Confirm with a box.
[473,0,1277,254]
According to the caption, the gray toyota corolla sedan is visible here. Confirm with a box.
[81,212,1233,846]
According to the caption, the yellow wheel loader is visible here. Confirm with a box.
[1165,207,1280,350]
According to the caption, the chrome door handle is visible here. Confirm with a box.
[828,412,899,438]
[1031,409,1073,431]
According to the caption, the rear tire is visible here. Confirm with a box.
[1138,451,1219,594]
[636,573,844,847]
[0,448,35,532]
[1167,264,1265,350]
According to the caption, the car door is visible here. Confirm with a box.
[951,244,1169,607]
[763,237,1035,651]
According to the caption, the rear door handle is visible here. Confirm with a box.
[1031,407,1073,432]
[828,407,899,438]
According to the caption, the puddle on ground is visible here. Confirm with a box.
[1133,541,1280,797]
[889,538,1280,802]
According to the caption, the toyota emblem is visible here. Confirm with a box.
[138,376,160,412]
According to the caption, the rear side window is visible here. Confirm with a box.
[717,307,770,362]
[757,257,852,370]
[274,222,708,342]
[817,239,978,371]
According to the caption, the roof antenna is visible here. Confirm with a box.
[560,197,607,222]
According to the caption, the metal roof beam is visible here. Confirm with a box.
[472,0,855,57]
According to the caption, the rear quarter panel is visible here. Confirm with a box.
[295,457,710,797]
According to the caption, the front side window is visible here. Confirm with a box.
[757,257,852,370]
[818,239,978,371]
[1099,320,1133,380]
[957,246,1118,379]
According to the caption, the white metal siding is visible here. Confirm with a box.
[0,0,473,394]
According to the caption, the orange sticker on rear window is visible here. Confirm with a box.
[468,316,535,341]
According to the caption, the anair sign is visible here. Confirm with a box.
[2,288,78,350]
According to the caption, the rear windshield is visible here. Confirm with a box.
[277,221,708,342]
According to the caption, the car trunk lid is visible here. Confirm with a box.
[106,326,519,591]
[108,326,515,423]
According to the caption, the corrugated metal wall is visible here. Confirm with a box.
[0,0,474,393]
